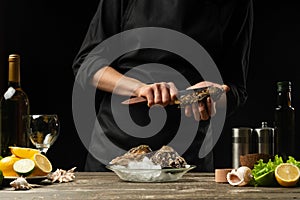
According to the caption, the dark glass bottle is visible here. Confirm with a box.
[274,81,295,161]
[0,54,30,157]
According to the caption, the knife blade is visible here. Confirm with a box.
[121,86,224,106]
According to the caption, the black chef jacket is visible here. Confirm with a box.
[72,0,253,172]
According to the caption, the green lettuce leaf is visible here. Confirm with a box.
[251,155,284,186]
[287,156,300,169]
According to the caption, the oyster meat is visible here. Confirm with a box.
[109,145,187,169]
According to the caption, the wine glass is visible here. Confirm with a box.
[25,114,60,154]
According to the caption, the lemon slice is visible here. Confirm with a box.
[275,163,300,187]
[29,153,52,176]
[9,146,40,159]
[13,159,35,177]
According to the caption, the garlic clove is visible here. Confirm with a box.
[237,166,252,185]
[227,170,244,186]
[227,166,252,186]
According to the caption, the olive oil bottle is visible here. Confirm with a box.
[274,81,295,161]
[0,54,30,157]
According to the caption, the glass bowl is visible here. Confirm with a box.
[106,165,196,182]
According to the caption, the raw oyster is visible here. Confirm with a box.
[109,145,152,166]
[150,146,187,168]
[109,145,187,169]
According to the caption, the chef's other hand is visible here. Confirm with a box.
[184,81,230,121]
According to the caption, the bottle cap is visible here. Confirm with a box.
[277,81,291,92]
[8,54,20,62]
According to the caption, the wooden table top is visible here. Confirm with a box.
[1,172,300,199]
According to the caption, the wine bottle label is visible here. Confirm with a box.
[4,87,16,100]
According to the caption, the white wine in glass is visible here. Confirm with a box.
[25,114,60,153]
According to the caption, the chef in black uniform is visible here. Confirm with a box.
[72,0,253,172]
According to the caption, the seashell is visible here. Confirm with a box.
[47,167,76,183]
[10,177,33,190]
[227,166,252,186]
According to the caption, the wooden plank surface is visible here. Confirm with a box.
[1,172,300,199]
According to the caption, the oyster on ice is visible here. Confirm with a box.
[150,146,187,168]
[109,145,153,166]
[109,145,187,169]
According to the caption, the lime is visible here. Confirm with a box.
[13,159,35,177]
[254,171,278,187]
[0,170,3,186]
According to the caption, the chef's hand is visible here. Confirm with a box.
[134,82,178,107]
[184,81,230,121]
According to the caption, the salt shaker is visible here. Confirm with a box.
[254,122,275,156]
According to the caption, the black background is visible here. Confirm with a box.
[1,1,299,170]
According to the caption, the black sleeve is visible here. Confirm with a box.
[72,0,122,78]
[221,0,254,117]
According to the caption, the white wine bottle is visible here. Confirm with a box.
[0,54,30,157]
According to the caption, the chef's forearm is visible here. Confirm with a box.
[92,66,146,96]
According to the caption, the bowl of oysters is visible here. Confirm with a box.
[106,145,195,182]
